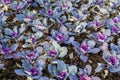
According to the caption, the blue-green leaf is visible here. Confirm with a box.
[68,65,77,75]
[35,31,43,39]
[15,69,25,76]
[4,28,13,35]
[59,47,68,57]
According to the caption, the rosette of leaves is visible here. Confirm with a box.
[109,0,120,7]
[49,26,74,44]
[71,10,87,21]
[11,1,30,11]
[48,60,77,80]
[57,0,73,12]
[107,25,120,35]
[22,9,37,22]
[55,3,69,14]
[78,64,101,80]
[15,46,46,79]
[95,42,120,73]
[87,16,105,30]
[3,25,26,42]
[17,46,43,61]
[15,59,44,79]
[42,41,68,58]
[38,1,68,22]
[90,30,113,44]
[106,18,120,35]
[102,44,120,73]
[22,31,43,48]
[0,41,18,59]
[31,18,51,31]
[72,39,100,62]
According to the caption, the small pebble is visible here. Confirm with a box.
[103,70,108,78]
[69,53,73,59]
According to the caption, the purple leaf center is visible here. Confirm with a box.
[49,50,58,57]
[112,26,119,33]
[47,10,53,16]
[113,17,119,23]
[98,34,105,40]
[81,44,88,51]
[80,75,91,80]
[4,48,10,54]
[56,71,67,80]
[25,15,32,20]
[32,36,36,44]
[12,32,18,37]
[3,0,10,4]
[56,33,65,41]
[62,3,67,8]
[76,15,81,20]
[26,52,36,60]
[109,56,117,65]
[29,67,39,76]
[16,5,22,10]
